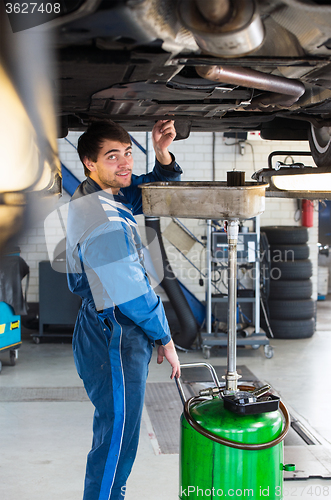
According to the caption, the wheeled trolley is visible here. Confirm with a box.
[202,216,273,359]
[0,302,22,373]
[202,334,273,359]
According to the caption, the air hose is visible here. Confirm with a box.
[183,385,290,451]
[145,216,198,349]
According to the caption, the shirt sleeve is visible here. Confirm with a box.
[122,153,183,215]
[81,222,171,345]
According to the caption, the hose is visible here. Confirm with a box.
[183,385,290,451]
[145,216,199,349]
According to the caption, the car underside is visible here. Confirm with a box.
[50,0,331,168]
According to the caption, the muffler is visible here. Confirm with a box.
[178,0,265,57]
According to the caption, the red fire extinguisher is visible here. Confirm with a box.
[301,199,314,227]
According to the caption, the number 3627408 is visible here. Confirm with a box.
[5,3,61,14]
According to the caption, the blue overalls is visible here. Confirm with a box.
[66,158,182,500]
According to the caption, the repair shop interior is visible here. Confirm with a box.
[2,1,331,499]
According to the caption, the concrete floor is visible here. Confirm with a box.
[0,298,331,500]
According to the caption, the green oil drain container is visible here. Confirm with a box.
[178,378,293,499]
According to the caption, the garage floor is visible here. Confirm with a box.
[0,298,331,500]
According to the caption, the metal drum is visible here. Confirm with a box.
[180,397,285,500]
[176,363,292,500]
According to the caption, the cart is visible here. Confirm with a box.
[201,217,273,359]
[0,302,22,373]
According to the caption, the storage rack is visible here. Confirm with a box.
[201,217,273,359]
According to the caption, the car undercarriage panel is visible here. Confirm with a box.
[52,0,331,172]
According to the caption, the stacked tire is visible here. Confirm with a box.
[261,226,316,339]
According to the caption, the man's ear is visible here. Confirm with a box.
[84,157,96,173]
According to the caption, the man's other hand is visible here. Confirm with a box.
[157,339,181,379]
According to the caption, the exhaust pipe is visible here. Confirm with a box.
[196,65,306,108]
[178,0,264,57]
[194,0,231,25]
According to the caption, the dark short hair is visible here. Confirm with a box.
[77,121,132,177]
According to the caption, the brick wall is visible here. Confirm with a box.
[18,131,319,303]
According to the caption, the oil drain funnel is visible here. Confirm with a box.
[141,178,293,499]
[140,176,267,391]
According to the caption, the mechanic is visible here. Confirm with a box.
[66,119,181,500]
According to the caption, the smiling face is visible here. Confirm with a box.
[84,140,134,194]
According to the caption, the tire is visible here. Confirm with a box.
[269,279,312,300]
[261,226,308,245]
[269,318,315,339]
[268,299,316,320]
[308,124,331,169]
[270,244,309,261]
[270,260,312,280]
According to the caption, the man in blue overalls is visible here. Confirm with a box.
[66,119,181,500]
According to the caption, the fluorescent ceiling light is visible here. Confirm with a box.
[271,173,331,192]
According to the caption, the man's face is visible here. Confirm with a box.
[85,140,133,194]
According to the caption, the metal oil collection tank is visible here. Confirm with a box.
[177,367,291,500]
[141,176,293,499]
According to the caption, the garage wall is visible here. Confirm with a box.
[17,131,319,304]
